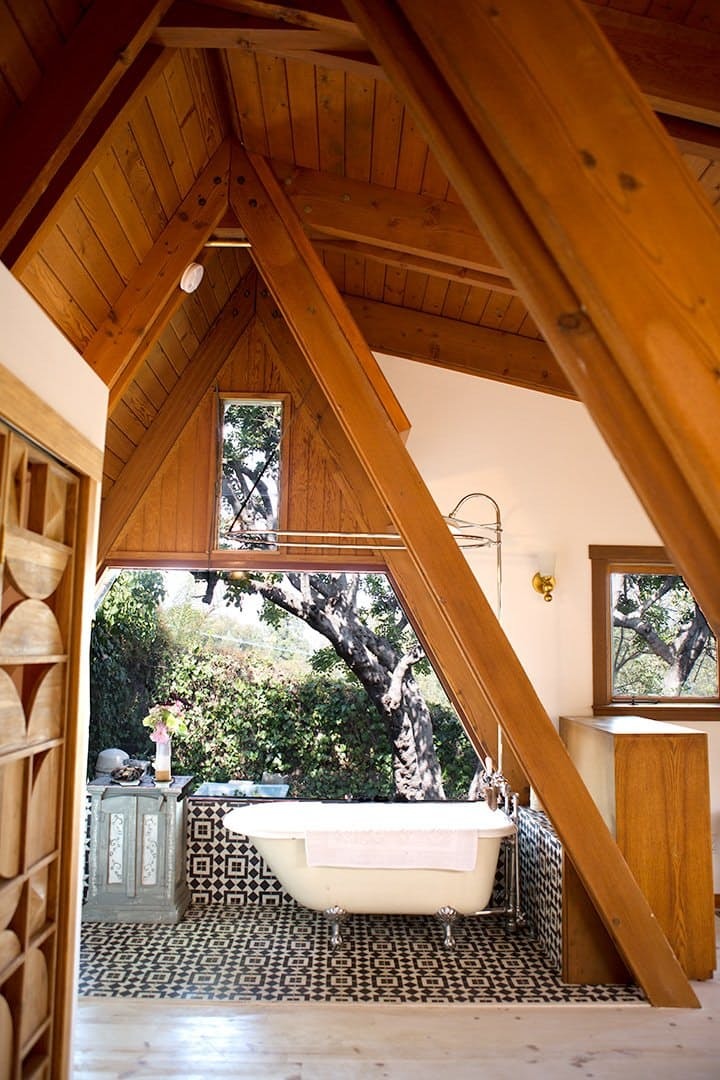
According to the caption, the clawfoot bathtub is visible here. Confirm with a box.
[224,799,518,947]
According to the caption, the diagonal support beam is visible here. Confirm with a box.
[84,140,231,408]
[387,0,720,607]
[255,288,525,792]
[98,266,257,567]
[0,0,174,254]
[228,142,698,1007]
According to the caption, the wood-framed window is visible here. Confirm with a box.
[590,545,719,720]
[215,394,290,551]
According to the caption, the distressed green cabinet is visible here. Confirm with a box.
[83,776,193,923]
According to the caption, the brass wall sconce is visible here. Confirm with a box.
[532,571,556,602]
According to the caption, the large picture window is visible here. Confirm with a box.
[216,396,285,550]
[590,546,719,716]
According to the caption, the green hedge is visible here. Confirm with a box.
[89,572,477,798]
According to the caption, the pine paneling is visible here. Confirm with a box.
[344,73,374,181]
[286,57,320,170]
[316,65,345,175]
[110,313,381,562]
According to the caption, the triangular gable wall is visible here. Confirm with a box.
[110,312,390,563]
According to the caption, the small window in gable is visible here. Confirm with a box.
[216,397,285,550]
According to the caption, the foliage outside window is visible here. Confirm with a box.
[217,397,284,550]
[89,569,479,800]
[590,546,719,716]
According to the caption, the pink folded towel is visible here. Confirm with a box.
[304,829,477,870]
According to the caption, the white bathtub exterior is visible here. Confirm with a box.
[224,800,515,916]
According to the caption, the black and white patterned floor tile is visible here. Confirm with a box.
[79,903,645,1005]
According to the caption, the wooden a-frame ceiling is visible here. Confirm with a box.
[2,0,720,1009]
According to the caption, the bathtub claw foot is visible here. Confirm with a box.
[324,906,349,950]
[436,906,459,949]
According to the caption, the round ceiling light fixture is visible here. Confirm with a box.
[179,261,204,293]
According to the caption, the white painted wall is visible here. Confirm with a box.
[378,353,720,888]
[0,262,107,449]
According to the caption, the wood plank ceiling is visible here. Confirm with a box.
[0,0,718,502]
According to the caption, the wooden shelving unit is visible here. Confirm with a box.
[0,425,79,1080]
[559,715,715,983]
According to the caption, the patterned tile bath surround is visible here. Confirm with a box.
[79,799,644,1005]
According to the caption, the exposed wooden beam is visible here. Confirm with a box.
[593,8,720,128]
[271,161,506,276]
[657,113,720,160]
[4,46,176,275]
[189,0,360,34]
[104,549,385,571]
[385,0,720,632]
[173,2,720,155]
[0,0,174,254]
[344,295,574,399]
[84,140,231,407]
[229,140,698,1007]
[155,0,365,49]
[251,181,411,442]
[98,267,257,566]
[346,0,703,1009]
[315,236,516,295]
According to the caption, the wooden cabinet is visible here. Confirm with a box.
[83,777,192,924]
[559,715,715,982]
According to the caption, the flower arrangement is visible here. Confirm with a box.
[142,701,188,744]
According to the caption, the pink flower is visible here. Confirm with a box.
[149,721,170,744]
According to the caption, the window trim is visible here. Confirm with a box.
[589,544,720,721]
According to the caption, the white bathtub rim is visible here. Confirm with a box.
[224,799,516,840]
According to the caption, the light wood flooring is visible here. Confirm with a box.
[73,921,719,1079]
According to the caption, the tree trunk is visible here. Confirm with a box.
[246,573,446,799]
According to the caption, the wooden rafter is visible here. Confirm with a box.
[382,0,720,636]
[0,0,174,254]
[341,0,720,645]
[344,295,573,399]
[154,0,365,50]
[166,0,363,35]
[3,46,176,275]
[229,141,698,1007]
[271,161,506,276]
[594,8,720,128]
[84,140,231,407]
[315,236,516,295]
[98,266,257,567]
[157,2,720,155]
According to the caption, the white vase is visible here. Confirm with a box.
[154,739,172,783]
